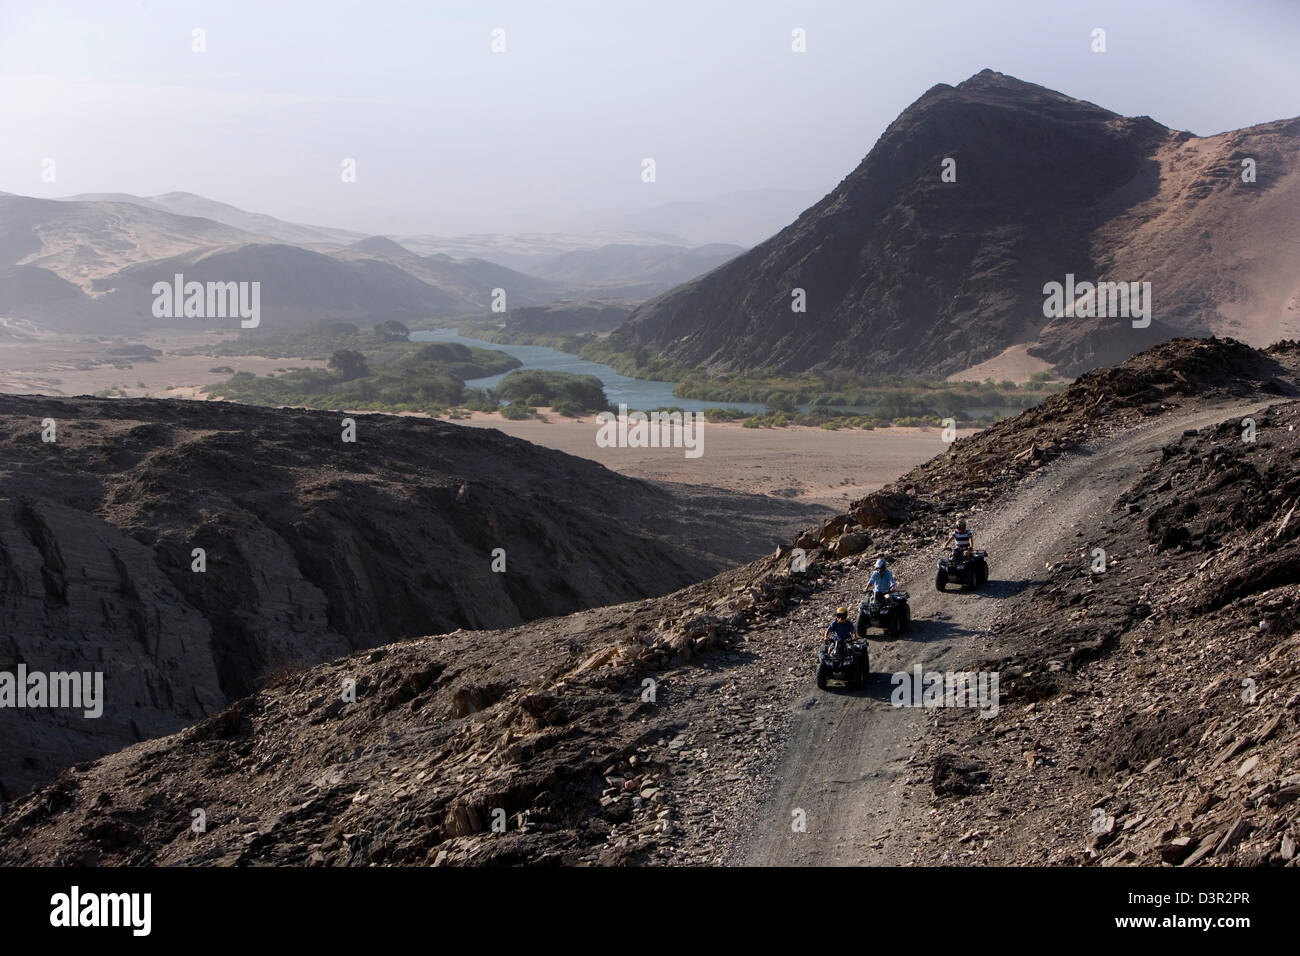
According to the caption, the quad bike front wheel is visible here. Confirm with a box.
[935,571,946,592]
[816,662,830,690]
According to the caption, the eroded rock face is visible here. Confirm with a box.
[0,496,227,801]
[0,394,821,796]
[0,542,827,867]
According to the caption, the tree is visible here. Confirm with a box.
[328,349,370,381]
[765,391,797,413]
[930,391,965,419]
[373,319,410,342]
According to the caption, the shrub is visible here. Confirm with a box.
[700,407,748,421]
[499,401,533,420]
[764,391,797,413]
[550,398,586,418]
[494,370,610,413]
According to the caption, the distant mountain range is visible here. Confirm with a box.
[619,70,1300,377]
[0,193,742,334]
[520,243,743,297]
[6,73,1295,377]
[60,191,366,246]
[602,189,824,246]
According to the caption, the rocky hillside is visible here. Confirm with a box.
[336,237,561,311]
[4,338,1297,866]
[875,340,1300,866]
[912,393,1300,866]
[0,195,562,334]
[93,243,469,331]
[0,394,821,799]
[501,300,636,335]
[807,336,1300,540]
[619,71,1300,377]
[62,191,367,246]
[0,193,257,287]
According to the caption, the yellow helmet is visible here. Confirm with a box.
[835,606,848,618]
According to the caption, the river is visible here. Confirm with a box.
[410,328,766,414]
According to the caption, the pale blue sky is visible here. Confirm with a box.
[2,0,1297,235]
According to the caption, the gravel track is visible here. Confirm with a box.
[732,399,1271,865]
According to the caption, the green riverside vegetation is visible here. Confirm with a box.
[202,319,615,418]
[201,317,1065,426]
[461,323,1066,427]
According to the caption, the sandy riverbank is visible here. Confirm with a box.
[446,410,978,509]
[0,330,327,400]
[0,332,977,510]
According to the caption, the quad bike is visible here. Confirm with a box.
[816,634,869,690]
[857,589,911,637]
[936,546,989,591]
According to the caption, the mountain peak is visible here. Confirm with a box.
[959,67,1020,86]
[951,69,1094,106]
[348,235,415,257]
[620,73,1299,377]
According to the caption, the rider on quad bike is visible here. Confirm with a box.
[936,513,989,590]
[944,514,976,560]
[865,557,895,598]
[824,606,857,648]
[858,557,911,635]
[817,606,868,689]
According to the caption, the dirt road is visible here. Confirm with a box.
[734,399,1269,865]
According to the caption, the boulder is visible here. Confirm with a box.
[852,491,913,528]
[832,532,872,557]
[818,514,854,542]
[794,530,821,551]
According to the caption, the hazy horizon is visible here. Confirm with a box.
[2,0,1298,239]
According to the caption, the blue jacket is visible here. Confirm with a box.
[867,569,895,594]
[827,620,855,641]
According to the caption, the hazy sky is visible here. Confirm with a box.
[2,0,1298,236]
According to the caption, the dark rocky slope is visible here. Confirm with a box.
[4,339,1298,866]
[0,394,821,797]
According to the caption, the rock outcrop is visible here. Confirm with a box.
[0,394,821,797]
